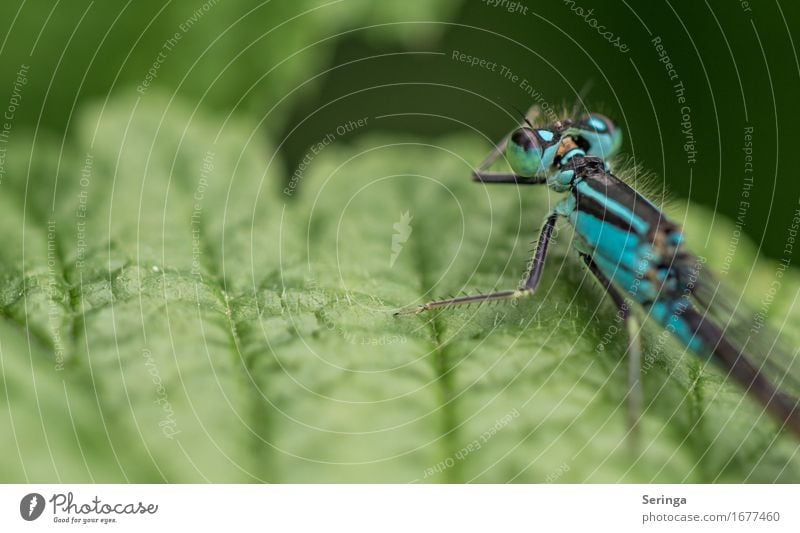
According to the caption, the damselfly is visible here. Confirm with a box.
[396,105,800,439]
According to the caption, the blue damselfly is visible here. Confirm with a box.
[396,105,800,439]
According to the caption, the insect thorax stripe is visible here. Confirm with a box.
[573,181,643,234]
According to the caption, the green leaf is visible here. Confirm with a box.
[1,93,799,482]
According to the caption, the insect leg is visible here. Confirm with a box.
[523,104,541,124]
[476,105,541,172]
[580,253,643,442]
[394,213,558,315]
[681,307,800,439]
[476,136,510,172]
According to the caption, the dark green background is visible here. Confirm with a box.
[1,0,800,484]
[1,0,798,256]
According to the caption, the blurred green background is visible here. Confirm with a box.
[1,0,800,484]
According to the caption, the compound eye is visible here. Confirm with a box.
[580,113,615,134]
[506,127,543,177]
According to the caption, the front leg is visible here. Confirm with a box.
[579,253,642,444]
[395,212,558,315]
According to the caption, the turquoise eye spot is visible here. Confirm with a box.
[537,129,554,142]
[588,116,607,132]
[506,141,542,177]
[541,143,559,168]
